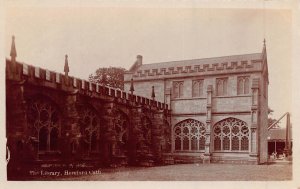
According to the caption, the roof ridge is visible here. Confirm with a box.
[142,52,262,67]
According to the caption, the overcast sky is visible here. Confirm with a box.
[4,6,292,125]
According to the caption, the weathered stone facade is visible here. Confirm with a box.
[124,44,269,164]
[6,51,170,179]
[6,37,269,180]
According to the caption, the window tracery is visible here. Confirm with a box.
[173,81,184,98]
[114,110,129,155]
[174,119,206,151]
[237,76,250,95]
[192,80,204,97]
[213,117,249,151]
[216,78,228,96]
[141,117,152,145]
[27,98,61,152]
[78,107,101,153]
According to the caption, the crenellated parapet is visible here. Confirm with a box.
[6,59,169,111]
[6,54,171,171]
[124,53,263,81]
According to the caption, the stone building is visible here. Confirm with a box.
[6,37,170,179]
[124,43,269,164]
[6,36,270,180]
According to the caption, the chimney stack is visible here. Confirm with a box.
[136,55,143,66]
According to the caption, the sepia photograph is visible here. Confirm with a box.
[1,0,300,188]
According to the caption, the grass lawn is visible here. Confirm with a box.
[57,163,292,181]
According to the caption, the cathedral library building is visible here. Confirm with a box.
[6,37,269,180]
[124,44,269,164]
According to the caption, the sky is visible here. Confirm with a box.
[4,5,293,126]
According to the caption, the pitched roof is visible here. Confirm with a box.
[135,53,262,71]
[268,128,293,141]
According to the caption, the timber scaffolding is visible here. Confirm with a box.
[268,112,292,156]
[5,58,169,111]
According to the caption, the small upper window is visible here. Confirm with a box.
[216,78,228,96]
[237,76,250,95]
[173,81,184,98]
[192,80,204,97]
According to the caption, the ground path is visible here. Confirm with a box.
[54,163,292,181]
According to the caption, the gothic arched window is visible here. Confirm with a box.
[173,119,206,151]
[237,78,244,95]
[244,77,250,94]
[192,80,204,97]
[179,82,184,98]
[50,128,59,151]
[114,110,129,155]
[114,111,128,144]
[216,78,228,96]
[27,97,61,153]
[213,117,249,151]
[237,76,250,95]
[173,81,184,98]
[141,117,152,145]
[79,107,101,153]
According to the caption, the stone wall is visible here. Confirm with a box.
[6,59,171,179]
[124,52,268,164]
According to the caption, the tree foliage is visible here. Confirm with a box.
[268,118,280,128]
[267,107,280,128]
[89,67,125,90]
[268,107,274,115]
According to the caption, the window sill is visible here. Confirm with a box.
[191,96,206,99]
[174,150,205,153]
[171,97,206,101]
[213,95,251,98]
[236,94,251,97]
[213,151,249,153]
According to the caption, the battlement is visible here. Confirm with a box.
[6,59,169,110]
[125,53,263,80]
